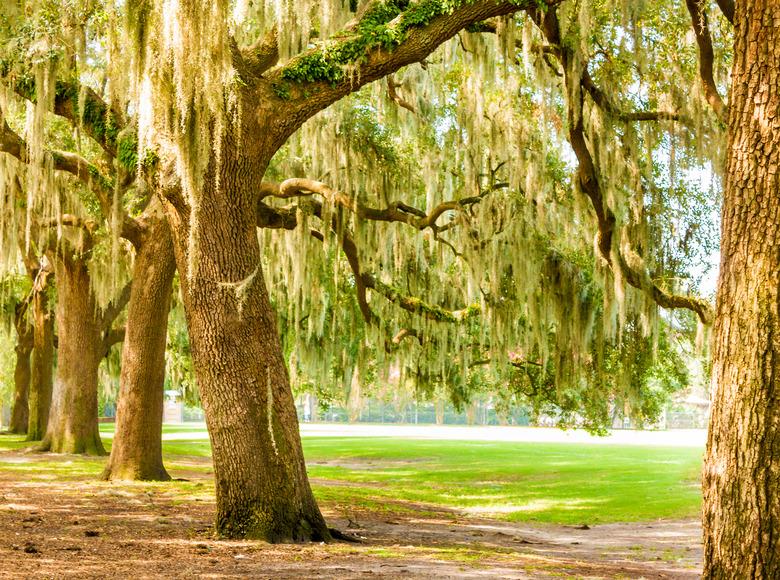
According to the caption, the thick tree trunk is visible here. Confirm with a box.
[9,311,33,434]
[40,254,105,455]
[702,4,780,577]
[161,127,329,542]
[103,213,175,481]
[26,271,54,442]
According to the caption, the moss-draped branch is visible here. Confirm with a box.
[529,5,714,324]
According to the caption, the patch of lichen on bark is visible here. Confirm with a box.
[372,278,480,322]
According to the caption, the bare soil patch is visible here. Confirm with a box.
[0,450,701,579]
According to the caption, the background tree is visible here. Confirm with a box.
[1,272,32,434]
[0,1,177,474]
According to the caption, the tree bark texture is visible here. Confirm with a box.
[702,3,780,577]
[26,269,54,441]
[40,253,105,455]
[161,120,329,542]
[103,212,175,481]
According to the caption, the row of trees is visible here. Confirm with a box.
[0,0,776,576]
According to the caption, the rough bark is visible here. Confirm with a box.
[39,253,106,455]
[9,306,33,434]
[103,211,176,481]
[26,269,55,442]
[161,120,329,542]
[702,4,780,577]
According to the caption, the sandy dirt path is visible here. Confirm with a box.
[0,451,701,579]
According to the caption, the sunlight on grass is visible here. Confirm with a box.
[1,428,703,525]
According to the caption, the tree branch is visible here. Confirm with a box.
[0,118,145,247]
[386,76,417,114]
[236,27,280,80]
[99,282,132,330]
[684,0,728,122]
[714,0,734,25]
[360,273,480,323]
[102,327,126,355]
[260,178,503,232]
[260,0,544,141]
[530,6,714,324]
[4,74,125,158]
[580,68,691,125]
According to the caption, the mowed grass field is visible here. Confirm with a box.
[1,425,704,526]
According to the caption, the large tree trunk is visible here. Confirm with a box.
[702,4,780,577]
[161,126,329,542]
[9,307,33,434]
[26,270,54,441]
[103,212,175,481]
[40,254,105,455]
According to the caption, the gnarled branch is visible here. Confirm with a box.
[684,0,728,122]
[260,0,546,143]
[530,6,714,324]
[0,118,145,247]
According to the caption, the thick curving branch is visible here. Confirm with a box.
[259,0,549,143]
[260,177,503,232]
[4,74,125,159]
[99,281,133,331]
[0,118,145,247]
[102,327,126,355]
[529,6,714,324]
[684,0,728,122]
[261,183,482,326]
[234,26,280,80]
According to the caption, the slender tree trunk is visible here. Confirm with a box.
[702,4,780,577]
[26,270,54,441]
[9,309,33,434]
[347,368,362,423]
[161,126,329,542]
[103,213,175,480]
[40,254,105,455]
[435,397,445,425]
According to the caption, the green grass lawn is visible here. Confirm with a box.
[3,426,703,526]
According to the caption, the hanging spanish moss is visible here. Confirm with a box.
[257,2,720,428]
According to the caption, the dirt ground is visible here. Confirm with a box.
[0,451,702,579]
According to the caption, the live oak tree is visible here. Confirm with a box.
[1,0,716,543]
[22,253,54,441]
[1,272,32,434]
[0,1,774,576]
[701,2,780,577]
[115,0,717,542]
